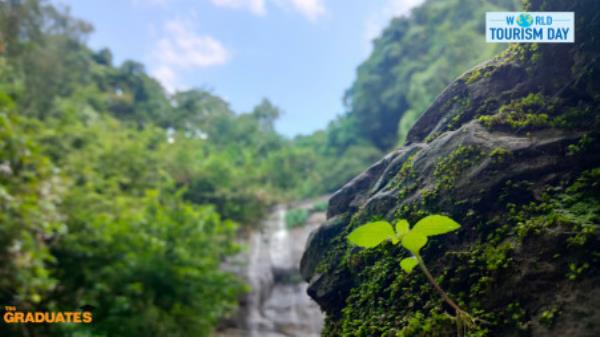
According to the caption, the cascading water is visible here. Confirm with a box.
[215,203,324,337]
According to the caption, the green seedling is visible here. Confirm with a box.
[348,215,478,337]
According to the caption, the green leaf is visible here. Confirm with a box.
[401,230,428,254]
[347,221,395,248]
[396,219,410,236]
[413,215,460,236]
[400,257,419,273]
[392,219,410,244]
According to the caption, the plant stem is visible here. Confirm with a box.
[415,254,465,315]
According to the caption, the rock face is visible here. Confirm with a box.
[216,204,324,337]
[301,1,600,336]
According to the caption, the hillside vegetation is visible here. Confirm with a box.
[344,0,518,149]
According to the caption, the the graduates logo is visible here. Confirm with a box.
[2,306,93,324]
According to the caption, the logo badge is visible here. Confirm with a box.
[486,12,574,43]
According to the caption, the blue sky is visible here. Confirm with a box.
[56,0,424,136]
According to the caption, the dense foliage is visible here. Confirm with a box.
[0,1,375,336]
[343,0,518,150]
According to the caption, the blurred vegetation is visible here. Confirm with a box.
[285,208,310,229]
[0,1,378,336]
[310,201,328,213]
[286,200,329,229]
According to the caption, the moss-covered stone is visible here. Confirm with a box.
[302,1,600,336]
[433,145,485,191]
[477,93,553,131]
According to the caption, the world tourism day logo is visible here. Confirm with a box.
[486,12,574,43]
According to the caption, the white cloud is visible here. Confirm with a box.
[157,21,230,68]
[131,0,169,7]
[211,0,267,16]
[210,0,326,21]
[289,0,326,21]
[364,0,425,49]
[151,20,230,92]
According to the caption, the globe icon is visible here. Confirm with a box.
[516,13,534,27]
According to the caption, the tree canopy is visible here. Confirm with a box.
[344,0,518,150]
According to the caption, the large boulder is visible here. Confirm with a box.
[301,1,600,336]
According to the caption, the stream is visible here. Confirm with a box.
[215,203,325,337]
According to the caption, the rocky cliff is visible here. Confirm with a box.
[301,0,600,336]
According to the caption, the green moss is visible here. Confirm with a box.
[394,203,432,225]
[395,311,456,337]
[320,167,600,337]
[464,66,493,85]
[448,96,472,131]
[510,43,541,65]
[553,104,600,130]
[511,169,600,245]
[433,145,485,190]
[446,115,462,133]
[489,147,511,164]
[514,92,545,106]
[480,113,549,129]
[427,92,473,136]
[539,306,559,328]
[505,302,528,331]
[567,262,590,281]
[424,131,442,143]
[567,134,593,156]
[398,155,417,181]
[481,241,514,271]
[478,93,554,131]
[395,155,420,199]
[327,231,509,337]
[313,211,390,276]
[335,249,462,337]
[465,69,482,85]
[450,113,462,127]
[479,87,599,133]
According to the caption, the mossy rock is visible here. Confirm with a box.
[301,1,600,336]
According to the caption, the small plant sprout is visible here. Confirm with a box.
[348,215,478,337]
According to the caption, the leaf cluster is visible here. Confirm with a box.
[348,215,460,272]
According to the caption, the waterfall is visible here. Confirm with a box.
[215,203,324,337]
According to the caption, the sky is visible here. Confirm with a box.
[55,0,425,136]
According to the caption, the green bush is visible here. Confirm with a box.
[311,201,328,213]
[285,208,310,229]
